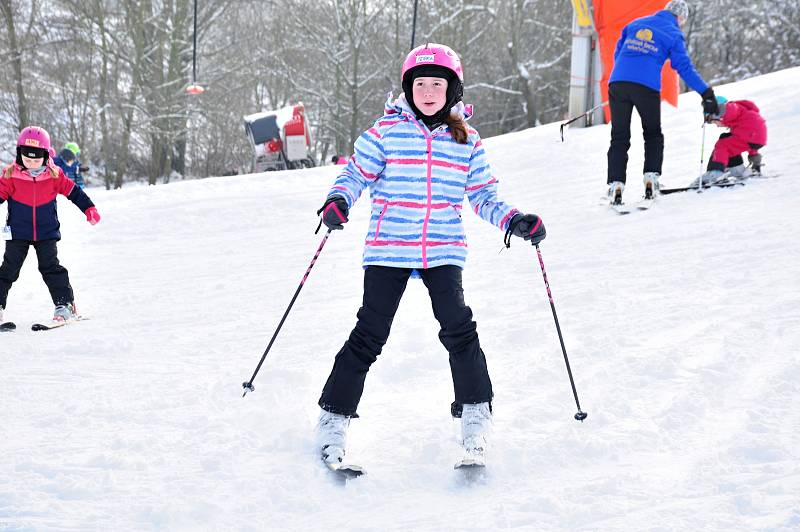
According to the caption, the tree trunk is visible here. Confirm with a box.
[1,0,29,129]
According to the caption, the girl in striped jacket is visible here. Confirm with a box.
[315,44,546,467]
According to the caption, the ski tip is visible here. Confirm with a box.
[322,458,366,479]
[454,458,486,470]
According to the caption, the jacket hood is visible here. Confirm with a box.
[735,99,760,114]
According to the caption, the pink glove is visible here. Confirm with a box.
[86,207,101,225]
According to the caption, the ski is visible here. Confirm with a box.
[635,197,656,210]
[31,316,87,332]
[659,181,746,195]
[322,459,366,480]
[609,202,631,215]
[454,456,486,470]
[0,322,16,332]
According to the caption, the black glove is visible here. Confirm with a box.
[701,87,719,117]
[317,195,349,230]
[504,213,546,247]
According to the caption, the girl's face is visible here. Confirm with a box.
[412,76,448,116]
[21,155,45,169]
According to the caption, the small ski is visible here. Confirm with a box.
[322,459,366,480]
[454,456,486,470]
[609,202,631,215]
[0,322,16,332]
[635,197,656,211]
[659,181,745,195]
[31,316,87,331]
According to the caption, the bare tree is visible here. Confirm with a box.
[0,0,796,182]
[0,0,39,130]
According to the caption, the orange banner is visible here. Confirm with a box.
[594,0,678,122]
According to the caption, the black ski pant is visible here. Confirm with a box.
[318,265,493,417]
[0,239,73,309]
[607,81,664,184]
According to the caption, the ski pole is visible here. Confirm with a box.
[242,228,333,397]
[698,121,707,191]
[534,244,587,421]
[559,101,609,142]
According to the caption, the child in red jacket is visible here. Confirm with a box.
[694,96,768,185]
[0,126,101,326]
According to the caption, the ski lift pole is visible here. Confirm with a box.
[534,243,587,422]
[192,0,197,83]
[242,228,333,396]
[410,0,419,49]
[186,0,204,94]
[559,101,608,142]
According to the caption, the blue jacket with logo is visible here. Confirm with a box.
[609,10,708,94]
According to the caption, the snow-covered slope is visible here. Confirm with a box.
[2,67,798,531]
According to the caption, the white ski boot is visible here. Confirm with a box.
[643,172,660,199]
[457,402,492,468]
[608,181,625,205]
[726,164,749,179]
[53,302,77,322]
[317,409,350,465]
[690,169,725,188]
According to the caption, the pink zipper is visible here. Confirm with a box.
[374,203,389,241]
[32,174,37,241]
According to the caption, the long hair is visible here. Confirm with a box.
[444,114,468,144]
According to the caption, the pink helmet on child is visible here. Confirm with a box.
[17,126,52,151]
[401,43,464,84]
[401,44,465,124]
[16,126,52,166]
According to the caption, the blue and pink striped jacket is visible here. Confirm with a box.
[328,95,520,270]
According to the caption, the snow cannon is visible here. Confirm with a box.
[244,103,315,172]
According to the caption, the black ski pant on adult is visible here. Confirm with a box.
[318,265,493,417]
[0,239,73,308]
[607,81,664,184]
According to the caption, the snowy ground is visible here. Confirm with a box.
[1,67,798,531]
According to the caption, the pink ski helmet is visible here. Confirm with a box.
[401,43,464,84]
[16,126,52,166]
[401,44,465,123]
[17,126,52,151]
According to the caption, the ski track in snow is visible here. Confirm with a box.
[1,68,799,531]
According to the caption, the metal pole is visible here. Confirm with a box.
[410,0,419,49]
[534,244,587,422]
[192,0,198,83]
[698,122,707,191]
[242,229,333,396]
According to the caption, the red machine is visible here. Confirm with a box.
[244,103,315,172]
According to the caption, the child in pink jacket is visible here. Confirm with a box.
[695,96,768,185]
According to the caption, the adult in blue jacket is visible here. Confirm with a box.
[606,0,718,204]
